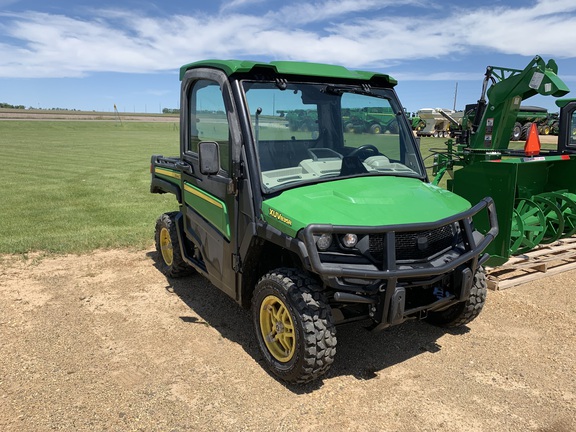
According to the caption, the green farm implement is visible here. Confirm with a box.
[433,55,576,266]
[341,106,398,134]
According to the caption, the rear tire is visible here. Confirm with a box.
[426,267,487,328]
[520,123,531,140]
[511,122,522,141]
[154,212,195,278]
[252,268,336,384]
[387,119,399,134]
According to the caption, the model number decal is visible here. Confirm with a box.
[269,208,292,226]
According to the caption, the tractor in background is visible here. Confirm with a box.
[432,55,576,266]
[510,105,551,140]
[341,107,398,134]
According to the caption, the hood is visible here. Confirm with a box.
[261,176,472,237]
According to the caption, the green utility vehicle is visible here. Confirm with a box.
[150,60,498,383]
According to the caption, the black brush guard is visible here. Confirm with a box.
[301,197,498,330]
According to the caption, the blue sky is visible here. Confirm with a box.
[1,0,576,114]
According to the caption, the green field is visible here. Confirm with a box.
[0,121,181,254]
[0,120,446,255]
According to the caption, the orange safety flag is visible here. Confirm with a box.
[524,122,541,157]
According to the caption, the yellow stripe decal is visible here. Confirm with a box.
[184,183,223,209]
[156,168,181,180]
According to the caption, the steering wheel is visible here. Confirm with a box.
[348,144,379,160]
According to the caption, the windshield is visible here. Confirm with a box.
[242,81,425,193]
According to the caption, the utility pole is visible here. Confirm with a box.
[453,82,458,111]
[114,104,123,126]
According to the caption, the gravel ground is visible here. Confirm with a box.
[1,248,575,432]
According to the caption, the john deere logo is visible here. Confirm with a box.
[269,208,292,226]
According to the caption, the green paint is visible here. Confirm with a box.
[183,182,230,240]
[262,177,471,238]
[452,157,576,266]
[180,59,397,86]
[556,97,576,108]
[154,167,181,185]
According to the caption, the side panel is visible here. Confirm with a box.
[183,182,230,239]
[150,156,183,201]
[452,161,517,265]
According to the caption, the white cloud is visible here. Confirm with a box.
[219,0,266,13]
[0,12,164,77]
[267,0,423,26]
[0,0,575,78]
[453,1,576,58]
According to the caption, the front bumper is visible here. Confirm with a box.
[302,197,498,281]
[300,197,498,328]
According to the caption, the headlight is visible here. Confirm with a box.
[316,234,333,251]
[341,233,358,248]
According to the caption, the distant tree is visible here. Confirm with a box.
[0,102,26,109]
[162,108,180,114]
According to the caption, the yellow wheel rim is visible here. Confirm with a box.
[159,227,174,266]
[259,295,296,362]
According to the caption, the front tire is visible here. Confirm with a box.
[252,268,336,384]
[426,267,487,328]
[154,212,195,278]
[370,123,382,134]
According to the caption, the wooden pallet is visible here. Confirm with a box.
[486,237,576,290]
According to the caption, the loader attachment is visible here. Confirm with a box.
[469,55,569,152]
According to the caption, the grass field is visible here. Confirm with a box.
[0,118,503,255]
[0,121,181,254]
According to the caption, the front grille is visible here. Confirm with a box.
[369,224,457,262]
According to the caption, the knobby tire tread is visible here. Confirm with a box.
[427,267,487,328]
[253,268,337,384]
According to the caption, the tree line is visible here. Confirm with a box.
[1,102,26,109]
[0,102,87,111]
[162,108,180,114]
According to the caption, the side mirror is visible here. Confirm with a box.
[199,141,220,175]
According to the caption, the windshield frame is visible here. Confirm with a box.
[241,79,427,195]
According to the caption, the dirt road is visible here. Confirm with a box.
[1,249,574,431]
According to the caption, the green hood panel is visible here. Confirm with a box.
[262,177,472,237]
